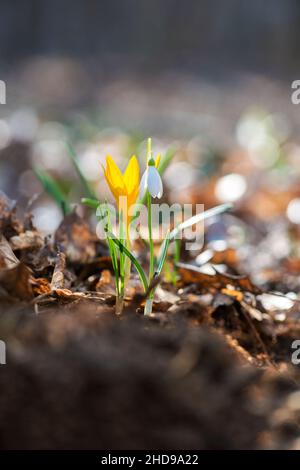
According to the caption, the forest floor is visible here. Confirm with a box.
[1,186,300,450]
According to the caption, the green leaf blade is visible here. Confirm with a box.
[156,231,171,277]
[34,167,71,215]
[107,231,149,292]
[67,143,97,200]
[81,198,101,209]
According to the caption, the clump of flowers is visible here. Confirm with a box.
[83,138,232,315]
[34,137,232,316]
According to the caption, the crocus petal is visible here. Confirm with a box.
[104,167,125,202]
[123,155,140,197]
[103,155,128,205]
[105,155,126,193]
[147,166,163,199]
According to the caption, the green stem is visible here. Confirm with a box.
[124,231,131,286]
[147,192,154,282]
[115,294,124,315]
[119,209,126,299]
[144,138,155,316]
[144,298,154,316]
[144,192,155,316]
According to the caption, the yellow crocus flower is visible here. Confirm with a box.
[103,155,140,224]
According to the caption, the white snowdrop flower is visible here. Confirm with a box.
[140,154,163,199]
[140,165,163,199]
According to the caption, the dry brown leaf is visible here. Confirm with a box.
[211,248,238,267]
[0,235,20,268]
[31,277,52,295]
[9,230,44,251]
[178,262,261,295]
[0,190,23,237]
[221,287,244,302]
[96,269,116,295]
[0,262,33,300]
[0,235,33,300]
[51,252,66,290]
[55,211,96,263]
[54,289,85,299]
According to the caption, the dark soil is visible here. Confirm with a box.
[0,306,299,450]
[1,191,300,449]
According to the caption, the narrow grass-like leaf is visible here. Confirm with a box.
[67,143,96,200]
[98,202,120,296]
[107,236,119,273]
[81,197,101,209]
[107,235,120,296]
[174,238,181,264]
[157,146,176,175]
[34,167,71,215]
[107,231,149,292]
[169,238,181,285]
[155,231,171,277]
[170,203,232,240]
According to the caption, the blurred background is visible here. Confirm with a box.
[1,0,300,253]
[2,3,300,451]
